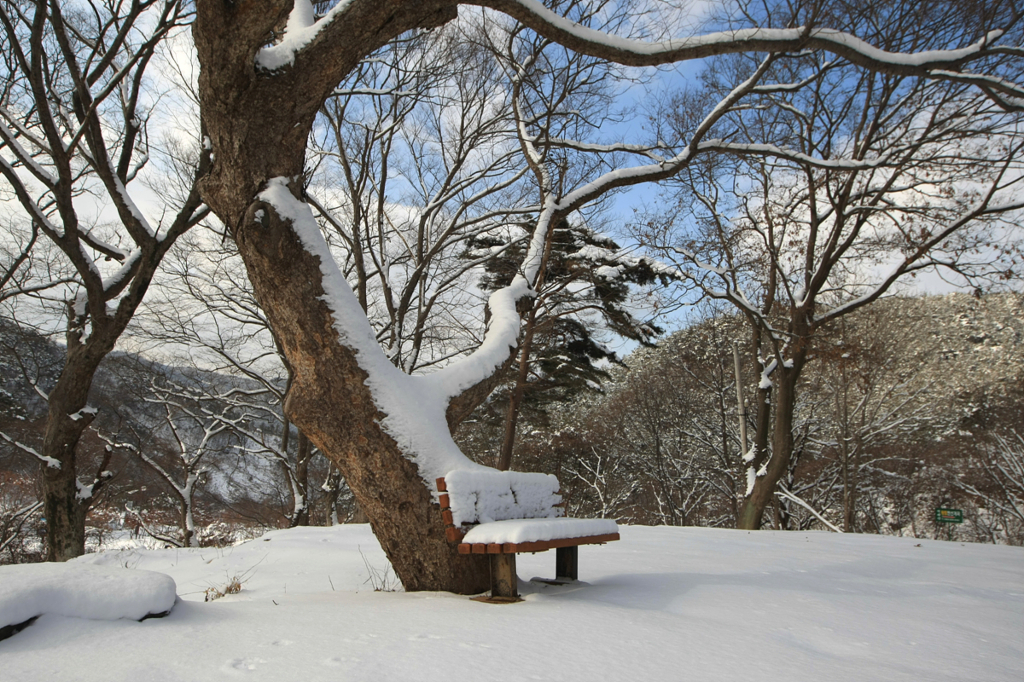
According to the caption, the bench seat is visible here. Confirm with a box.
[460,517,619,553]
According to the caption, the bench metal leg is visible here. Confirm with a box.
[556,546,578,581]
[490,553,518,599]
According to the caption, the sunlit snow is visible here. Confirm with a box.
[1,525,1020,681]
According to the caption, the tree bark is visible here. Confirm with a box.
[240,188,489,591]
[193,1,493,593]
[737,353,807,530]
[736,371,774,529]
[39,334,113,560]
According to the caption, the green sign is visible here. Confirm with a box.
[935,508,963,524]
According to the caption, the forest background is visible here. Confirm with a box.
[2,0,1024,565]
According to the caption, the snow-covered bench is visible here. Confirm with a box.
[436,470,619,601]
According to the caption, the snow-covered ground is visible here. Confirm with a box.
[1,525,1021,681]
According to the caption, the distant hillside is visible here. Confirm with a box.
[510,292,1024,542]
[620,291,1023,426]
[0,318,309,559]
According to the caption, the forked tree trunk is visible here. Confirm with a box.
[193,1,491,593]
[236,189,489,592]
[737,357,806,530]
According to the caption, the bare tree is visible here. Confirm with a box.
[190,0,1024,590]
[0,217,76,305]
[546,305,746,527]
[803,306,939,532]
[635,1,1024,528]
[103,378,248,548]
[135,234,322,527]
[0,472,43,563]
[958,430,1024,544]
[310,23,535,372]
[0,0,209,559]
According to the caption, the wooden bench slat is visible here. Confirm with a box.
[456,532,620,555]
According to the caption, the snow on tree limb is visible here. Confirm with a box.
[257,178,491,485]
[0,432,61,469]
[775,485,843,532]
[479,0,1022,93]
[257,0,343,70]
[258,0,1022,87]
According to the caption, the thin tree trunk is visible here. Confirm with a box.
[291,431,311,527]
[736,379,774,529]
[40,342,111,560]
[323,463,343,525]
[181,500,195,548]
[496,305,539,471]
[845,433,862,533]
[737,359,805,530]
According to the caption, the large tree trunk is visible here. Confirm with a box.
[193,2,491,593]
[238,188,489,591]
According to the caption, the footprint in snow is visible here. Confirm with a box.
[222,658,264,674]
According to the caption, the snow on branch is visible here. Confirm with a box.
[257,0,348,71]
[776,485,843,533]
[0,501,43,554]
[540,137,673,161]
[480,0,1020,96]
[427,55,776,431]
[700,142,891,170]
[257,178,491,487]
[0,431,61,469]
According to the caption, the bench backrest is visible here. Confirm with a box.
[440,470,563,526]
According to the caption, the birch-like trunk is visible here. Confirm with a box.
[737,357,806,530]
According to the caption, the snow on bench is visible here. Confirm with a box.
[461,517,620,546]
[0,563,176,641]
[436,470,619,601]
